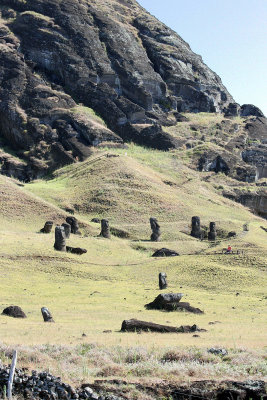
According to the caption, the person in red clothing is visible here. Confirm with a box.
[226,245,232,253]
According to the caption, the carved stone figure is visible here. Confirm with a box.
[191,216,201,239]
[54,226,66,252]
[150,217,161,241]
[66,216,80,234]
[41,307,54,322]
[62,222,71,239]
[100,219,111,238]
[40,221,53,233]
[208,222,216,241]
[159,272,167,290]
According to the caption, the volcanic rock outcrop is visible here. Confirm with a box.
[0,0,234,179]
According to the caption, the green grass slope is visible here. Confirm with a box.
[0,143,267,390]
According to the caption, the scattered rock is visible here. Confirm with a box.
[91,218,100,223]
[65,207,75,215]
[2,306,26,318]
[41,307,55,323]
[152,248,179,257]
[240,104,265,117]
[150,217,161,242]
[228,231,237,238]
[40,221,53,233]
[208,348,228,356]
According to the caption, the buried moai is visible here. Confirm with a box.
[62,222,71,239]
[208,222,217,241]
[159,272,167,290]
[40,221,53,233]
[41,307,54,323]
[66,216,80,234]
[150,217,161,241]
[54,226,66,252]
[100,219,111,238]
[190,216,201,239]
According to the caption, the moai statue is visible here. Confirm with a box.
[41,307,54,322]
[100,219,111,238]
[243,223,249,232]
[66,216,80,234]
[208,222,217,241]
[159,272,167,290]
[40,221,53,233]
[150,217,161,242]
[191,216,201,239]
[54,226,66,252]
[62,222,71,239]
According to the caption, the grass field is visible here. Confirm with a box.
[0,139,267,394]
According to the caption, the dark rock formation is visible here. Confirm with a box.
[228,231,237,238]
[65,207,74,215]
[208,222,216,241]
[224,102,240,117]
[208,348,228,356]
[40,221,53,233]
[100,219,111,239]
[191,216,201,239]
[223,188,267,218]
[241,104,265,117]
[66,216,80,234]
[171,380,267,400]
[0,367,113,400]
[121,319,205,333]
[152,248,179,257]
[61,222,71,239]
[2,306,26,318]
[54,226,66,252]
[145,294,204,314]
[66,246,87,255]
[159,272,167,290]
[91,218,100,223]
[0,0,233,179]
[41,307,54,323]
[150,217,161,242]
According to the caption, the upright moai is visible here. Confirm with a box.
[243,223,249,232]
[54,226,66,252]
[100,219,111,238]
[190,216,201,239]
[41,307,54,323]
[159,272,167,290]
[40,221,53,233]
[150,217,161,242]
[62,222,71,239]
[66,216,80,234]
[208,222,217,241]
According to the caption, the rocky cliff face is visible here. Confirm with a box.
[0,0,236,179]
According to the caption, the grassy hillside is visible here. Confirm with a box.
[0,141,267,393]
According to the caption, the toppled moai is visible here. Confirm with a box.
[152,248,179,257]
[150,217,161,241]
[41,307,54,322]
[208,222,216,241]
[66,216,80,234]
[62,222,71,239]
[66,246,87,255]
[100,219,111,238]
[191,216,201,239]
[159,272,167,290]
[40,221,53,233]
[54,226,66,252]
